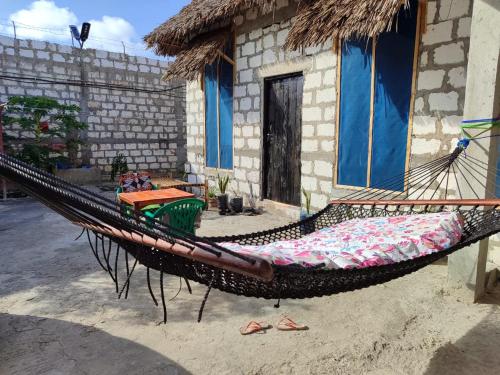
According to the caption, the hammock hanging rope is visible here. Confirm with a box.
[1,139,500,322]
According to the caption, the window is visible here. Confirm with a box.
[204,39,234,169]
[336,0,419,191]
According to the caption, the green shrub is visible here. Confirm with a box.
[110,153,129,181]
[3,96,88,171]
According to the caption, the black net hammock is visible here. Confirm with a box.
[1,139,500,323]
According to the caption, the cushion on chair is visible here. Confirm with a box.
[119,172,154,193]
[219,212,464,270]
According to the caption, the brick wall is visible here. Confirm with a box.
[0,36,186,175]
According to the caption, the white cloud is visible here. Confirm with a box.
[0,0,150,56]
[85,16,146,54]
[3,0,77,42]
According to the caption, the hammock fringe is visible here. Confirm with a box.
[1,147,500,321]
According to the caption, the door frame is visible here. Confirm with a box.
[261,72,304,205]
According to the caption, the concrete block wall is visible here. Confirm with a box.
[0,36,186,175]
[406,0,473,199]
[410,0,471,171]
[184,0,473,209]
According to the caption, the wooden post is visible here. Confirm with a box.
[0,103,6,200]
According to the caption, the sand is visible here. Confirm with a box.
[1,198,499,374]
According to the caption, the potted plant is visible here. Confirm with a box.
[300,187,315,235]
[207,186,218,208]
[216,174,230,214]
[230,189,243,213]
[110,153,129,181]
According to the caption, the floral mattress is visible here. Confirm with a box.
[219,212,464,269]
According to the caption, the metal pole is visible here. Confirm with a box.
[0,103,7,200]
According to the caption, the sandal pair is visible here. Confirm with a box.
[239,316,308,335]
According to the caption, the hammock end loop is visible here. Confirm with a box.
[457,138,470,150]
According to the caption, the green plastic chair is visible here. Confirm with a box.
[144,198,205,235]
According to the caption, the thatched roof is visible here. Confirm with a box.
[162,33,229,81]
[144,0,278,56]
[147,0,410,80]
[285,0,410,50]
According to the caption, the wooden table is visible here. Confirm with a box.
[119,188,195,211]
[151,177,209,205]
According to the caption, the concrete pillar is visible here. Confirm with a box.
[448,0,500,301]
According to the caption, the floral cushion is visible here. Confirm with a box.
[119,172,153,193]
[219,212,464,269]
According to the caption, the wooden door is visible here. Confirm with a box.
[263,74,303,206]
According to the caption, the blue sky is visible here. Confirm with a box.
[0,0,191,57]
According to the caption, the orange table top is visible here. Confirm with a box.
[119,188,195,210]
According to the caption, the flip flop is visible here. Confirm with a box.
[239,321,271,335]
[277,316,308,331]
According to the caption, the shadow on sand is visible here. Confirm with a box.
[424,287,500,374]
[0,313,191,375]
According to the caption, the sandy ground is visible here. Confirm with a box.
[1,197,500,375]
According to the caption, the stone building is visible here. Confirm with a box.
[145,0,500,298]
[146,0,478,210]
[146,1,499,298]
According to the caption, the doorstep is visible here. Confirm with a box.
[260,199,301,221]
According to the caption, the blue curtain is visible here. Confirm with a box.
[204,62,219,168]
[370,1,418,191]
[204,38,234,169]
[337,0,418,191]
[337,39,373,187]
[219,58,233,169]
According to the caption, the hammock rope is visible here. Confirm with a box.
[1,139,500,322]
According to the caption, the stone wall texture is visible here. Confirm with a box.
[0,36,186,175]
[409,0,473,199]
[185,0,473,208]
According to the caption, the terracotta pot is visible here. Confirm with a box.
[208,197,218,208]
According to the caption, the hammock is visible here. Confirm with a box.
[1,142,499,322]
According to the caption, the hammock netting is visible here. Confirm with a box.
[1,142,500,322]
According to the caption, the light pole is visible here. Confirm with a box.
[69,22,92,165]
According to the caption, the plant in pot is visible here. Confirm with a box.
[207,186,218,208]
[110,153,129,181]
[216,174,230,214]
[300,187,315,235]
[230,189,243,213]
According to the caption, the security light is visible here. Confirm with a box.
[80,23,91,43]
[69,25,80,41]
[69,22,91,48]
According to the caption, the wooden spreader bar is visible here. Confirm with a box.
[75,221,274,283]
[330,199,500,207]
